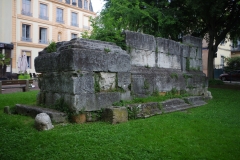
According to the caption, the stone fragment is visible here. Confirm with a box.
[71,114,86,123]
[35,113,54,131]
[4,106,11,114]
[102,107,128,124]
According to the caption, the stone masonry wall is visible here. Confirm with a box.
[124,30,207,97]
[35,31,208,113]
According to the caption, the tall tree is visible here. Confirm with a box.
[90,0,240,79]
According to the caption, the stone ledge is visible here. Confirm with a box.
[183,96,207,107]
[15,104,67,123]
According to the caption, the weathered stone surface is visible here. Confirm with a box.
[124,30,156,51]
[96,92,121,110]
[160,98,191,113]
[4,106,11,114]
[39,71,94,94]
[34,32,208,113]
[99,72,116,91]
[127,102,162,118]
[102,107,128,124]
[35,52,59,73]
[71,114,86,124]
[183,96,207,107]
[15,104,67,123]
[35,113,54,131]
[117,72,131,91]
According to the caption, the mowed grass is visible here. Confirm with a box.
[0,88,240,160]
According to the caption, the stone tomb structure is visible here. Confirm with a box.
[35,31,208,113]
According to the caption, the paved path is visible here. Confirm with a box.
[1,80,40,94]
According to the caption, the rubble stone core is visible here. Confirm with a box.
[35,31,208,112]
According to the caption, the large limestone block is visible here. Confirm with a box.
[39,72,94,94]
[130,49,156,67]
[182,35,202,48]
[156,38,169,55]
[57,38,124,54]
[35,113,54,131]
[59,49,130,72]
[99,72,116,91]
[102,107,128,124]
[157,53,171,68]
[35,52,59,73]
[64,93,96,112]
[108,52,131,72]
[117,72,131,91]
[124,30,156,51]
[96,92,121,110]
[127,102,162,118]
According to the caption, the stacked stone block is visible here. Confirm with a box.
[35,31,208,112]
[35,39,131,112]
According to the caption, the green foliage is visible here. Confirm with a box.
[224,57,240,72]
[94,73,100,92]
[48,97,74,120]
[209,79,224,85]
[143,80,150,89]
[127,106,140,120]
[0,53,11,66]
[46,41,57,53]
[18,73,30,80]
[104,48,111,53]
[170,73,178,79]
[1,89,240,159]
[0,89,240,160]
[81,31,90,39]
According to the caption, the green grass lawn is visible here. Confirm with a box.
[0,88,240,160]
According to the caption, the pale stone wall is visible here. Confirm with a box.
[35,31,208,112]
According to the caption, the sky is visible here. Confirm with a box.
[91,0,106,14]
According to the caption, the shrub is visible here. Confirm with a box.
[46,41,57,53]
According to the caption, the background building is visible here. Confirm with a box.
[0,0,96,74]
[202,38,240,78]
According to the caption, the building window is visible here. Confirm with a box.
[84,0,88,10]
[83,16,90,30]
[22,24,32,42]
[221,56,225,68]
[78,0,82,8]
[66,0,70,4]
[72,0,77,6]
[89,1,93,12]
[71,12,78,27]
[71,33,78,39]
[58,32,62,41]
[22,0,32,16]
[56,8,64,24]
[39,3,48,20]
[39,28,48,44]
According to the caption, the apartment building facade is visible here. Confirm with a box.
[0,0,96,74]
[202,38,240,77]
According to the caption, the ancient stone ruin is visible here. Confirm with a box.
[35,31,208,113]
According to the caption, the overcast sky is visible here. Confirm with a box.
[91,0,106,14]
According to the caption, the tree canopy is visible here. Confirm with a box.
[88,0,240,79]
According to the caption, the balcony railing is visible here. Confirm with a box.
[56,18,64,24]
[21,37,32,42]
[39,14,49,20]
[83,25,90,30]
[71,22,79,27]
[21,9,32,17]
[39,39,48,44]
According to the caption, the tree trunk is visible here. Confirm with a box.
[207,49,214,80]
